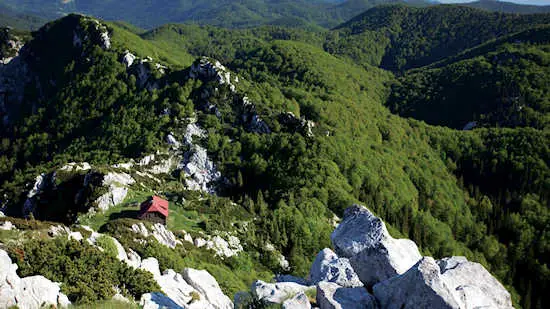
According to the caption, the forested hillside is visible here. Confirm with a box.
[0,4,548,309]
[329,5,550,71]
[464,0,550,14]
[0,0,417,29]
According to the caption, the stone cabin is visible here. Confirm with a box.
[138,196,169,225]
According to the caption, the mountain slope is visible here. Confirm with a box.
[0,0,426,29]
[0,11,548,309]
[464,0,550,14]
[329,4,550,71]
[388,26,550,130]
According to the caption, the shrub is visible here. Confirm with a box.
[8,238,160,304]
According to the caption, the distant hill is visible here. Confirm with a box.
[388,26,550,130]
[0,4,45,30]
[329,4,550,71]
[0,0,429,29]
[463,0,550,14]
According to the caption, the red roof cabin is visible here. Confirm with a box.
[139,196,169,225]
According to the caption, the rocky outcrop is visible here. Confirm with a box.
[188,57,271,134]
[179,120,221,193]
[282,292,311,309]
[240,205,513,309]
[437,256,514,309]
[136,255,232,309]
[23,172,56,217]
[251,280,314,304]
[331,205,422,286]
[192,233,243,259]
[373,257,462,309]
[278,112,315,137]
[94,172,135,211]
[309,248,363,288]
[72,18,111,50]
[183,268,233,309]
[0,249,70,308]
[131,222,182,249]
[317,282,375,309]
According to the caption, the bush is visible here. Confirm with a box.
[8,238,160,304]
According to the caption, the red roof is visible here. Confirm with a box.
[139,196,169,218]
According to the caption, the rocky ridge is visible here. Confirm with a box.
[239,205,514,309]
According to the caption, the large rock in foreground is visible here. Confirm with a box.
[239,205,514,309]
[0,250,70,308]
[183,268,233,309]
[373,257,461,309]
[251,280,314,304]
[316,282,376,309]
[373,256,514,309]
[438,257,514,309]
[331,205,421,286]
[309,248,363,288]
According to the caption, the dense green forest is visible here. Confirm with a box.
[0,0,414,29]
[0,4,548,309]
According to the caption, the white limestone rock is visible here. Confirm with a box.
[60,162,91,172]
[183,268,233,309]
[0,250,70,308]
[141,257,162,278]
[183,146,220,193]
[205,235,243,258]
[156,269,197,307]
[151,223,182,249]
[166,133,181,148]
[112,293,131,303]
[48,225,71,237]
[94,172,135,211]
[373,257,462,309]
[438,256,513,309]
[68,231,83,241]
[316,282,375,309]
[251,280,313,304]
[122,51,136,68]
[0,221,14,231]
[140,292,183,309]
[282,291,311,309]
[126,249,142,269]
[132,222,150,238]
[331,205,421,286]
[309,248,363,288]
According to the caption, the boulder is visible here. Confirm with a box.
[205,235,243,258]
[438,256,513,309]
[282,291,311,309]
[156,269,197,307]
[309,248,363,288]
[141,257,162,278]
[68,231,83,241]
[373,257,461,309]
[331,205,421,286]
[316,282,375,309]
[140,292,183,309]
[183,268,233,309]
[126,249,142,269]
[132,222,150,237]
[0,250,70,308]
[151,223,181,249]
[0,221,14,231]
[251,280,313,304]
[122,51,136,68]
